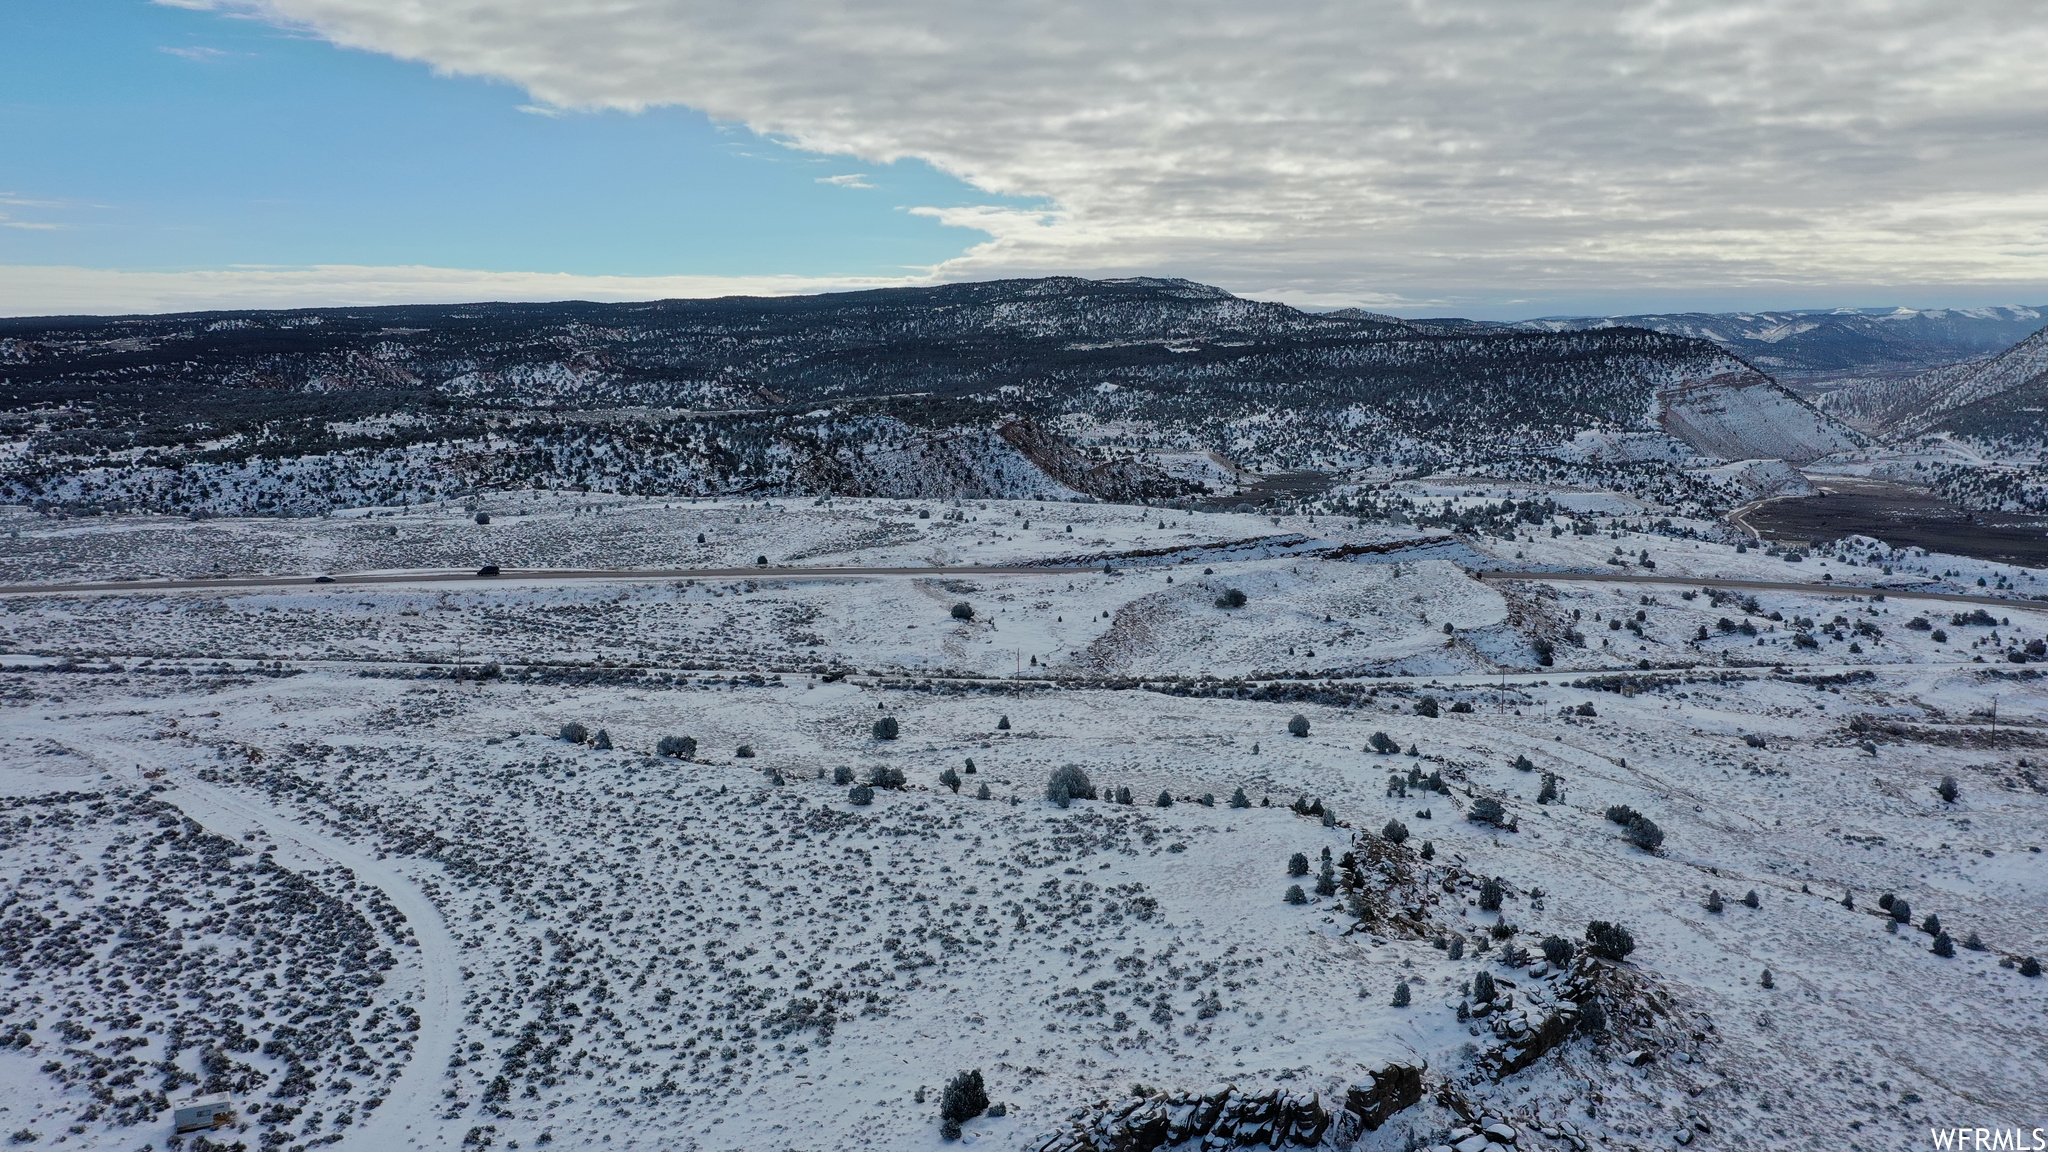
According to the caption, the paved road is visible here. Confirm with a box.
[0,562,1099,596]
[1476,569,2048,611]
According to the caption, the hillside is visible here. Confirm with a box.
[0,278,1858,517]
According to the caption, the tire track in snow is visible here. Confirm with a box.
[73,733,461,1150]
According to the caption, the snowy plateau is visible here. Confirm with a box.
[0,493,2043,1152]
[0,278,2045,1152]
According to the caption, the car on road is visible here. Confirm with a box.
[477,565,501,576]
[314,575,335,583]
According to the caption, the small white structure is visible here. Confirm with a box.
[173,1093,234,1134]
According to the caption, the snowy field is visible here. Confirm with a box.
[1,498,2045,1152]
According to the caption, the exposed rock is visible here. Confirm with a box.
[1026,1083,1332,1151]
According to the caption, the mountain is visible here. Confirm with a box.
[1458,306,2046,391]
[0,277,1858,516]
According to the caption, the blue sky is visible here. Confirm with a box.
[0,0,1003,278]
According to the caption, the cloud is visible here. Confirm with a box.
[0,264,933,318]
[142,1,2048,302]
[158,45,233,61]
[816,174,872,188]
[515,104,566,117]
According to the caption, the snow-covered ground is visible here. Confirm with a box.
[1,499,2044,1152]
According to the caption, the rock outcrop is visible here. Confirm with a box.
[1024,1083,1333,1151]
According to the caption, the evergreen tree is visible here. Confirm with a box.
[1284,884,1308,905]
[1381,819,1409,844]
[1891,898,1913,924]
[657,735,697,759]
[938,1069,989,1140]
[1155,790,1174,808]
[1370,731,1400,754]
[1759,969,1774,989]
[561,722,588,744]
[1938,775,1960,803]
[1625,814,1664,851]
[1229,786,1252,809]
[868,765,907,790]
[1742,890,1761,909]
[873,716,900,740]
[1045,764,1095,803]
[1512,754,1535,771]
[1537,773,1559,805]
[1705,890,1723,913]
[1540,936,1574,966]
[976,782,991,800]
[1288,714,1311,738]
[849,783,874,805]
[1579,998,1607,1032]
[593,729,612,750]
[1391,981,1410,1007]
[1447,936,1465,960]
[1965,931,1986,951]
[1586,920,1636,961]
[1472,970,1497,1002]
[997,716,1011,730]
[2021,957,2042,977]
[1922,913,1941,935]
[833,765,854,785]
[939,767,962,793]
[1420,840,1435,860]
[1932,932,1956,958]
[1287,851,1310,877]
[1315,860,1337,897]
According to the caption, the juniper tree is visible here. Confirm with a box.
[1381,819,1409,845]
[939,767,962,794]
[1370,731,1400,754]
[1586,920,1636,961]
[997,716,1011,730]
[1045,764,1095,803]
[1742,890,1761,909]
[1933,932,1956,957]
[833,765,854,785]
[1625,814,1664,851]
[2021,957,2042,977]
[737,745,756,758]
[1891,898,1912,924]
[1420,840,1435,860]
[869,765,907,790]
[976,782,991,800]
[1470,798,1506,826]
[657,735,697,759]
[1759,969,1775,989]
[1540,936,1574,966]
[1579,997,1607,1032]
[873,716,900,740]
[1155,790,1174,808]
[1284,884,1308,905]
[938,1069,989,1140]
[849,783,874,806]
[1229,786,1251,809]
[1705,890,1724,913]
[1479,877,1504,912]
[1391,981,1411,1007]
[1938,775,1960,803]
[1315,860,1337,897]
[1879,892,1895,910]
[1923,913,1941,935]
[1447,936,1465,960]
[1964,931,1986,951]
[1115,785,1133,806]
[1287,852,1310,877]
[1512,754,1535,771]
[1537,774,1559,805]
[561,722,589,744]
[1605,804,1638,825]
[1415,697,1440,718]
[1472,970,1497,1002]
[951,602,976,621]
[1200,793,1214,807]
[1321,807,1337,827]
[1288,714,1311,738]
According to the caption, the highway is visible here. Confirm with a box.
[1474,568,2048,610]
[0,563,1100,597]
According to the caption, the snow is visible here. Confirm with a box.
[1,498,2044,1151]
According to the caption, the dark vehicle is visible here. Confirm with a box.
[477,565,501,576]
[314,575,335,583]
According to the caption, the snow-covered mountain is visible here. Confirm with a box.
[0,278,1859,516]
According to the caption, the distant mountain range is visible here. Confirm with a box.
[1404,306,2047,391]
[0,277,1857,516]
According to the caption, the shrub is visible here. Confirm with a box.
[1113,785,1132,805]
[1381,819,1409,844]
[1938,775,1959,803]
[976,782,991,799]
[1605,804,1638,825]
[657,735,697,759]
[1932,628,1948,643]
[2020,956,2042,977]
[1472,970,1497,1003]
[1624,814,1664,851]
[1415,697,1440,718]
[1585,920,1636,961]
[1215,588,1248,609]
[1284,884,1308,905]
[1879,892,1896,910]
[1760,969,1775,988]
[1469,797,1506,826]
[1479,877,1503,912]
[1391,981,1411,1007]
[1965,931,1986,951]
[1933,932,1956,957]
[849,783,874,805]
[593,729,612,750]
[939,1069,989,1140]
[560,722,589,744]
[474,512,491,525]
[1369,731,1400,754]
[873,716,900,741]
[735,745,756,758]
[868,765,907,790]
[1447,936,1464,960]
[833,765,854,785]
[1540,936,1574,966]
[1891,898,1912,924]
[1922,913,1942,936]
[1537,774,1559,805]
[1200,793,1214,806]
[1288,714,1311,738]
[1046,764,1095,804]
[1575,702,1597,717]
[1229,786,1251,808]
[1511,754,1534,771]
[939,767,962,794]
[1155,790,1174,808]
[964,757,975,773]
[1705,890,1723,913]
[1419,840,1435,860]
[951,602,976,621]
[1287,851,1310,877]
[1579,997,1607,1032]
[997,715,1011,730]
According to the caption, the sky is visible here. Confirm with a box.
[4,0,2048,319]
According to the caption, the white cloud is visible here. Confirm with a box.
[159,45,233,61]
[140,1,2048,302]
[816,174,872,188]
[0,265,931,318]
